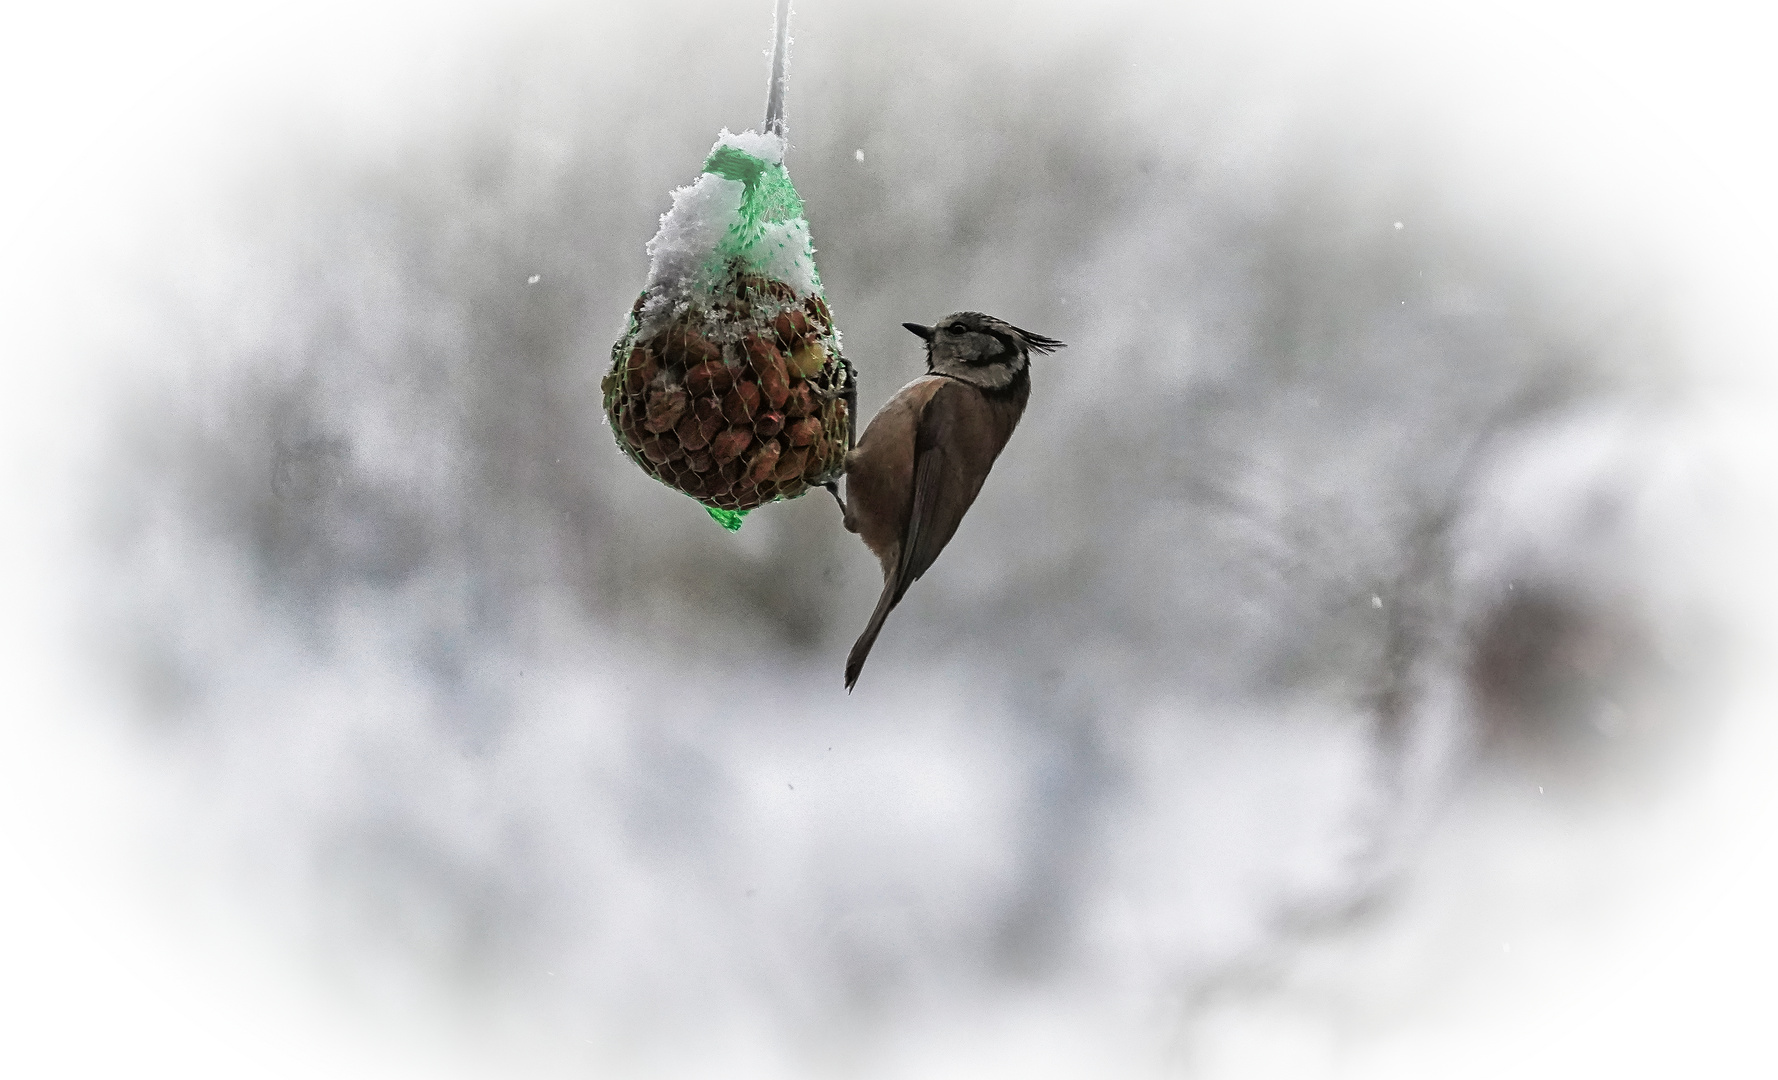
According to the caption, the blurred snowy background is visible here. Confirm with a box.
[3,1,1775,1077]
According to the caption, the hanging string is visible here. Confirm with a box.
[764,0,792,137]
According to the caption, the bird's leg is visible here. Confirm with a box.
[812,356,859,533]
[811,357,860,450]
[841,356,858,450]
[844,377,858,450]
[824,480,859,533]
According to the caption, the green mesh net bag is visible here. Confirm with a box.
[601,5,853,531]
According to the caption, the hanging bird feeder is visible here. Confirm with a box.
[602,0,854,531]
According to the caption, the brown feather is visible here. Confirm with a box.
[843,377,1027,690]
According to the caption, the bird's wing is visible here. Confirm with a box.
[892,380,990,605]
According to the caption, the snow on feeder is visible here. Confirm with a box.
[602,0,854,531]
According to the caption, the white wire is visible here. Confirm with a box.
[764,0,792,136]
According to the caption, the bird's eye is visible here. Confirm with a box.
[945,324,964,335]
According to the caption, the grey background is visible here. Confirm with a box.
[78,1,1751,1074]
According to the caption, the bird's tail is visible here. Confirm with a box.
[844,576,902,691]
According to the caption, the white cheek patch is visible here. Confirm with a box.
[952,358,1019,390]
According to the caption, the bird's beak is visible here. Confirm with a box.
[902,322,935,342]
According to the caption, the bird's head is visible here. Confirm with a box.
[902,311,1065,392]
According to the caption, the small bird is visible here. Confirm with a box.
[834,311,1064,690]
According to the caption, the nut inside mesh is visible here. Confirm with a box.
[604,273,850,513]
